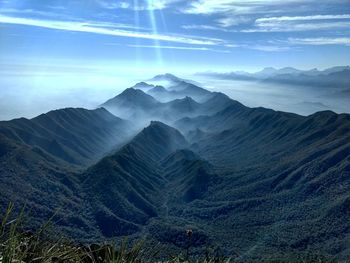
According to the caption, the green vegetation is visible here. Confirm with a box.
[0,203,231,263]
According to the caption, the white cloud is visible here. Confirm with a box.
[0,14,224,45]
[183,0,257,15]
[224,43,290,52]
[127,44,230,53]
[246,45,290,52]
[244,21,350,32]
[241,14,350,32]
[216,16,252,27]
[288,37,350,46]
[182,24,234,32]
[182,0,335,15]
[183,0,312,15]
[99,2,131,9]
[98,0,182,10]
[181,0,350,34]
[256,14,350,23]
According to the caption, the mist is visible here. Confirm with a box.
[193,76,350,116]
[1,64,349,121]
[0,63,150,121]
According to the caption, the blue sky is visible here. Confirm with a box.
[1,0,350,73]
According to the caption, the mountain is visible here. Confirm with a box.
[146,79,213,102]
[101,82,220,124]
[149,73,183,83]
[82,121,189,237]
[102,88,160,110]
[0,107,133,166]
[0,107,137,239]
[132,82,155,91]
[161,149,218,203]
[101,88,161,121]
[147,85,171,102]
[173,107,350,259]
[167,81,212,102]
[198,66,350,90]
[255,67,303,77]
[261,68,350,88]
[323,66,350,74]
[0,132,91,237]
[1,75,350,260]
[167,97,200,114]
[255,67,278,76]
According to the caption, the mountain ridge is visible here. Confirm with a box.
[0,74,349,260]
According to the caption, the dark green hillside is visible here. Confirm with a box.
[172,107,350,260]
[82,121,189,237]
[0,107,133,166]
[161,149,218,203]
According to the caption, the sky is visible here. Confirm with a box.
[0,0,350,120]
[1,0,350,72]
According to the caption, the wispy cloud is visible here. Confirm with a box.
[183,0,256,15]
[181,0,342,15]
[182,24,232,32]
[216,16,252,27]
[97,0,182,10]
[0,14,224,45]
[243,21,350,32]
[126,44,230,53]
[246,45,290,52]
[256,14,350,23]
[98,1,131,10]
[288,37,350,46]
[243,14,350,32]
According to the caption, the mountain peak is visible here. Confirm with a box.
[150,73,182,83]
[168,96,200,112]
[101,88,159,110]
[145,121,186,136]
[133,82,154,89]
[257,67,277,75]
[126,121,189,162]
[121,87,145,96]
[141,121,188,144]
[149,120,168,128]
[148,85,167,92]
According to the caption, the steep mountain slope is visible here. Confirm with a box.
[173,106,350,260]
[82,121,189,237]
[0,132,96,239]
[0,107,137,240]
[161,149,218,203]
[147,85,173,102]
[0,108,133,166]
[168,81,211,96]
[101,88,161,119]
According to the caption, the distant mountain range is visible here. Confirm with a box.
[198,66,350,88]
[100,80,222,127]
[0,73,349,261]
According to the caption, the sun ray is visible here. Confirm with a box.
[147,0,163,67]
[133,0,142,67]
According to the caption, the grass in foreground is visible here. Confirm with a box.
[0,203,230,263]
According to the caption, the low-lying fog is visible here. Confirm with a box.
[0,66,141,120]
[194,77,350,116]
[0,67,349,121]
